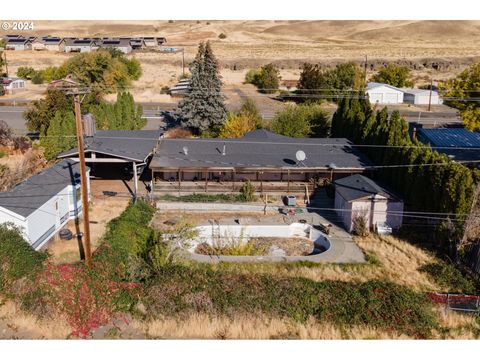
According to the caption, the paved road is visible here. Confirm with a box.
[0,102,463,134]
[0,105,167,134]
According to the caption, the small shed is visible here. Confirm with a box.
[366,82,404,104]
[0,160,91,250]
[402,88,442,105]
[334,174,403,233]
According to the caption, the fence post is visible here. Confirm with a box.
[445,293,450,316]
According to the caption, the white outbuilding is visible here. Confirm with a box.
[0,160,91,250]
[366,82,404,105]
[334,174,404,233]
[401,88,442,105]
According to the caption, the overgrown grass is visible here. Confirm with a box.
[158,193,256,203]
[143,265,438,338]
[419,261,477,294]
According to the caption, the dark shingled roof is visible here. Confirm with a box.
[417,128,480,162]
[150,130,372,170]
[334,174,400,202]
[59,129,162,162]
[0,160,82,218]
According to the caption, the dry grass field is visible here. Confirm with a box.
[2,20,480,102]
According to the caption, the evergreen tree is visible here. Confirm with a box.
[175,42,227,135]
[40,111,76,160]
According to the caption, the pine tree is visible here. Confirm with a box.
[175,42,227,135]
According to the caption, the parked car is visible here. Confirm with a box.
[375,222,392,235]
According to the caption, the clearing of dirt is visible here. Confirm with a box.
[2,20,480,103]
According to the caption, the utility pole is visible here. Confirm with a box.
[4,51,8,77]
[73,93,92,267]
[364,55,368,88]
[428,77,433,112]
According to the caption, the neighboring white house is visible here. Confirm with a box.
[366,82,404,105]
[99,38,132,54]
[334,174,403,233]
[0,160,91,250]
[32,37,65,52]
[65,38,99,53]
[1,77,27,94]
[143,37,157,47]
[402,88,442,105]
[4,37,32,51]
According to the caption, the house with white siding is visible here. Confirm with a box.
[0,160,91,250]
[65,38,99,53]
[5,37,32,51]
[366,82,404,104]
[334,174,403,233]
[99,38,132,54]
[32,37,65,52]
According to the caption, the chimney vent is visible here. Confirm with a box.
[222,142,226,156]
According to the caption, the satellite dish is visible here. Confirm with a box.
[296,150,306,162]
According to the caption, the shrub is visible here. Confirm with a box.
[0,223,47,292]
[245,68,260,85]
[16,66,36,79]
[165,127,193,138]
[239,180,255,202]
[352,210,369,237]
[94,200,156,279]
[12,136,31,152]
[218,33,227,39]
[31,71,44,84]
[419,262,477,294]
[0,120,13,145]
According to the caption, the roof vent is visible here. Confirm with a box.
[182,146,188,155]
[222,142,226,156]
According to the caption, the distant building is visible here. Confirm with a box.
[143,37,157,47]
[4,37,32,51]
[169,78,191,97]
[31,37,65,52]
[0,160,91,250]
[65,38,99,53]
[402,88,442,105]
[1,77,27,94]
[130,38,145,49]
[99,38,132,54]
[366,82,404,105]
[279,79,299,92]
[334,174,404,233]
[416,127,480,163]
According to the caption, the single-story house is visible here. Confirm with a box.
[416,127,480,163]
[366,82,404,104]
[4,37,32,51]
[402,88,442,105]
[0,160,91,250]
[1,77,26,94]
[65,38,99,53]
[149,129,373,194]
[143,37,157,47]
[31,37,65,52]
[130,38,145,49]
[156,37,167,45]
[99,38,132,54]
[2,34,21,40]
[334,174,404,232]
[58,126,163,198]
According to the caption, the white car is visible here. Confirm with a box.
[375,222,392,235]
